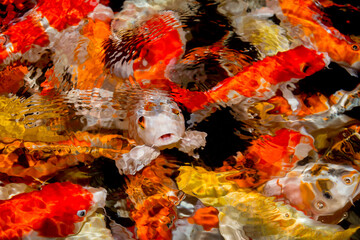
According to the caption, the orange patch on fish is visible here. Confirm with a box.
[0,15,49,63]
[188,206,219,231]
[131,196,176,240]
[36,0,98,31]
[73,19,111,90]
[0,64,27,93]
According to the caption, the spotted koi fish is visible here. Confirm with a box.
[278,0,360,71]
[0,181,106,239]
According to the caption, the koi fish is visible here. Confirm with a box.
[0,181,106,239]
[278,0,360,71]
[125,155,180,240]
[0,0,99,65]
[104,3,325,114]
[171,45,327,112]
[262,162,360,222]
[129,46,325,114]
[115,90,206,175]
[176,166,360,240]
[41,14,114,94]
[127,91,186,148]
[215,128,315,188]
[0,131,134,179]
[104,10,186,81]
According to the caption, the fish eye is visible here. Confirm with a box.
[172,108,180,115]
[315,201,325,210]
[138,116,146,129]
[300,63,310,73]
[351,44,359,51]
[77,210,86,217]
[323,191,332,199]
[343,177,353,185]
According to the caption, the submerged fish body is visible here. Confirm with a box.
[0,181,106,239]
[126,156,180,240]
[278,0,360,70]
[171,45,326,112]
[215,128,316,188]
[0,132,134,179]
[263,162,360,220]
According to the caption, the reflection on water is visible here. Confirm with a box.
[0,0,360,239]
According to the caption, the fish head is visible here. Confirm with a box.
[281,163,360,219]
[71,186,107,233]
[305,164,360,218]
[32,182,106,237]
[129,95,185,148]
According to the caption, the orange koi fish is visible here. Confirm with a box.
[0,181,106,239]
[0,0,99,64]
[0,132,134,179]
[105,10,324,113]
[278,0,360,70]
[126,155,180,240]
[169,45,326,112]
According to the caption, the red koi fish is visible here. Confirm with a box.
[146,45,326,113]
[278,0,360,70]
[0,0,98,64]
[0,181,106,239]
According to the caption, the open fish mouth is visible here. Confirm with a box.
[154,133,180,147]
[160,133,174,141]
